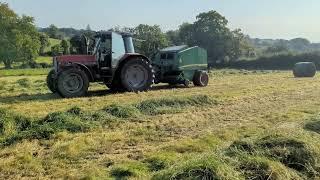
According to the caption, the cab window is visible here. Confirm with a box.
[160,53,174,60]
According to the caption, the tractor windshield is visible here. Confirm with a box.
[112,32,126,61]
[93,38,101,55]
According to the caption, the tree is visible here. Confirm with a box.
[166,30,181,46]
[289,38,311,52]
[60,39,70,55]
[133,24,169,57]
[0,3,40,68]
[86,24,92,31]
[264,45,289,54]
[39,33,50,55]
[178,11,247,65]
[47,24,59,39]
[51,44,62,56]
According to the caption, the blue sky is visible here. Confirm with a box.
[3,0,320,42]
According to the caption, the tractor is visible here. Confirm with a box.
[47,31,154,98]
[47,31,209,98]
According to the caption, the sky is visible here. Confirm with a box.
[2,0,320,42]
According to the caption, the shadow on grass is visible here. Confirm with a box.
[0,85,193,104]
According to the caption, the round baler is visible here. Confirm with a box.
[152,45,209,87]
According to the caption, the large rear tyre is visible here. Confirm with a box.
[193,71,209,87]
[120,58,154,92]
[57,68,89,98]
[47,69,57,93]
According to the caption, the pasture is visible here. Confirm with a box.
[0,69,320,179]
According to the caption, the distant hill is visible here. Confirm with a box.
[38,27,91,39]
[250,37,320,53]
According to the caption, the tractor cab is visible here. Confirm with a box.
[93,32,135,72]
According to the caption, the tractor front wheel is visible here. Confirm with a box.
[47,69,57,93]
[193,71,209,87]
[120,58,154,92]
[57,68,89,98]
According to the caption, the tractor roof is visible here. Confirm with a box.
[96,31,133,38]
[160,45,188,53]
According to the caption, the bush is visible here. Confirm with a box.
[39,62,51,68]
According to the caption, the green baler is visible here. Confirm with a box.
[153,45,209,87]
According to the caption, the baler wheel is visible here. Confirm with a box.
[56,68,89,98]
[47,69,57,93]
[193,71,209,87]
[120,58,154,92]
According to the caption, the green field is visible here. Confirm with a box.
[45,38,62,53]
[0,69,319,179]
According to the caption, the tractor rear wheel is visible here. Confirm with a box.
[193,71,209,87]
[120,58,154,92]
[47,69,57,93]
[57,68,89,98]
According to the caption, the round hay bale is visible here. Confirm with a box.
[293,62,316,77]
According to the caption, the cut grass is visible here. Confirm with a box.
[0,107,101,146]
[0,95,217,146]
[103,95,217,118]
[227,133,320,178]
[0,70,320,179]
[136,94,217,115]
[152,154,242,180]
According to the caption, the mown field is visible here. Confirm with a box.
[0,69,320,179]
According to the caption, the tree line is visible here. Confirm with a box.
[1,2,319,69]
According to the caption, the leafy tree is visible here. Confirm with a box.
[289,38,310,52]
[133,24,169,57]
[264,45,289,54]
[86,24,92,31]
[178,11,247,65]
[0,3,40,68]
[166,30,181,46]
[39,33,50,55]
[47,24,59,39]
[60,39,70,55]
[51,44,62,56]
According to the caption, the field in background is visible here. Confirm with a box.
[45,38,61,53]
[0,69,320,179]
[0,68,50,77]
